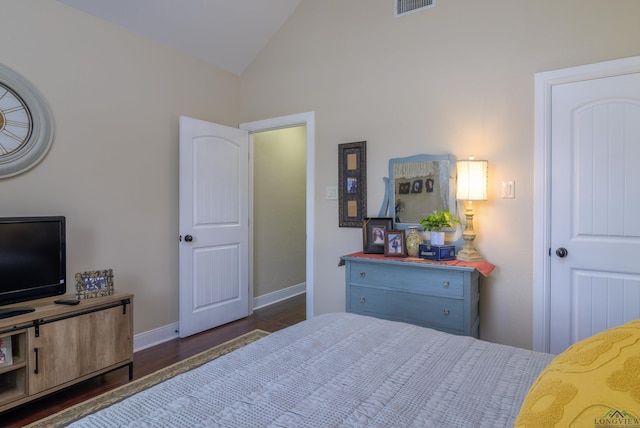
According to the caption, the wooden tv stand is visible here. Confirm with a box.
[0,292,133,413]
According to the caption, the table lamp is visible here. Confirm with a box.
[456,157,488,261]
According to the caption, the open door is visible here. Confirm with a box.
[179,116,250,338]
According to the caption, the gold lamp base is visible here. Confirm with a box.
[456,243,484,261]
[456,201,483,262]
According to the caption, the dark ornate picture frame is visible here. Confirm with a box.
[363,217,393,254]
[75,269,114,299]
[384,230,407,257]
[338,141,367,227]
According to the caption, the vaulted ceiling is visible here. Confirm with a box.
[56,0,303,75]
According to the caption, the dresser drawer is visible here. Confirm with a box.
[349,261,464,298]
[348,285,464,331]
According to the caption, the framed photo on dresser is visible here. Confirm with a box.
[363,217,393,254]
[384,230,407,257]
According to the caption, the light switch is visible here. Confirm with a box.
[502,181,515,199]
[326,186,338,200]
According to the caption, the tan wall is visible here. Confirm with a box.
[0,0,240,334]
[5,0,640,348]
[252,127,306,297]
[240,0,640,349]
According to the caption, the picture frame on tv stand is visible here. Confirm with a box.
[75,269,115,299]
[0,335,13,368]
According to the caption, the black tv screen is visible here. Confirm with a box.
[0,216,66,306]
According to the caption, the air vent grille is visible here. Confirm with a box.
[395,0,435,17]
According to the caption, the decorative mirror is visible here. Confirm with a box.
[378,154,459,231]
[0,64,54,179]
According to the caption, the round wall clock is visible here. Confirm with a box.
[0,64,54,179]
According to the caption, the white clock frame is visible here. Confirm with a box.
[0,64,54,179]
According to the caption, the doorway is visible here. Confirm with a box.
[251,126,306,309]
[241,112,315,320]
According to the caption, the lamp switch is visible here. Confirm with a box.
[326,186,338,200]
[502,181,515,199]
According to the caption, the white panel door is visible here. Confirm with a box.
[179,116,250,338]
[549,71,640,354]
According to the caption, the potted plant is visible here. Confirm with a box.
[419,209,459,246]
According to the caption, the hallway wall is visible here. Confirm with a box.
[253,127,307,299]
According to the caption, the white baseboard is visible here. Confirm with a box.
[252,282,306,310]
[133,322,179,352]
[132,283,306,352]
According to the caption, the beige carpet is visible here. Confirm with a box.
[27,329,269,428]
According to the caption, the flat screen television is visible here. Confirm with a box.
[0,216,66,316]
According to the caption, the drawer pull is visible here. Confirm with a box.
[360,271,366,277]
[443,281,450,287]
[443,309,450,316]
[359,297,366,303]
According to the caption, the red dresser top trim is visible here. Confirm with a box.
[343,252,496,277]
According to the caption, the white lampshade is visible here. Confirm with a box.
[456,159,488,201]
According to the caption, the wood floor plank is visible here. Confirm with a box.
[2,294,306,427]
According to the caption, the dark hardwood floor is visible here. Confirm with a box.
[3,293,306,427]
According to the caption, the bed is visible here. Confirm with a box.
[67,312,640,427]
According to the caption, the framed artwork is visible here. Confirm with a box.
[338,141,367,227]
[75,269,114,299]
[363,217,393,254]
[384,230,407,257]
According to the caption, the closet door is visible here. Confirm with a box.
[547,69,640,354]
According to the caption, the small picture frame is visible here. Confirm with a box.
[363,217,393,254]
[0,336,13,368]
[75,269,114,299]
[384,230,407,257]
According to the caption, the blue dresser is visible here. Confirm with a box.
[342,252,481,337]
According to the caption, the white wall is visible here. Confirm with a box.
[253,127,306,297]
[0,0,240,335]
[240,0,640,349]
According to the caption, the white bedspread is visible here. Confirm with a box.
[71,313,553,427]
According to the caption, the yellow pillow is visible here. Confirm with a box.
[515,319,640,427]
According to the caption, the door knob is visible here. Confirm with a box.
[184,235,193,242]
[555,247,568,258]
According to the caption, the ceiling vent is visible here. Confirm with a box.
[395,0,435,17]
